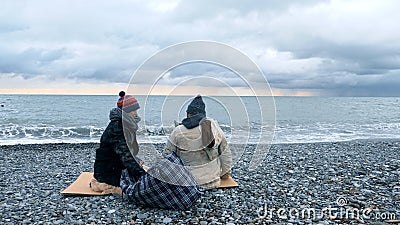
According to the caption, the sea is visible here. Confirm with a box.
[0,95,399,145]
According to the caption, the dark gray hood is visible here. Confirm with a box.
[109,107,141,132]
[109,108,122,120]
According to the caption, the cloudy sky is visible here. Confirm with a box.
[0,0,399,96]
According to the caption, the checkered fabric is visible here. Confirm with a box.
[120,152,202,210]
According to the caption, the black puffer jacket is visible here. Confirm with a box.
[93,108,145,187]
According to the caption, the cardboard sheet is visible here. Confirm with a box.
[61,172,107,196]
[61,172,239,196]
[220,176,239,188]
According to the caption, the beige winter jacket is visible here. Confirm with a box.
[164,119,232,189]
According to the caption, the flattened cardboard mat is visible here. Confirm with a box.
[61,172,104,196]
[61,172,239,196]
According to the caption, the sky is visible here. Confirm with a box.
[0,0,399,96]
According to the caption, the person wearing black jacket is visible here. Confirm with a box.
[90,95,145,194]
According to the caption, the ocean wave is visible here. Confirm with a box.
[1,121,400,145]
[273,122,400,144]
[0,123,195,142]
[0,124,105,139]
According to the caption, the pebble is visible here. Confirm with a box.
[137,213,148,219]
[163,217,172,223]
[107,209,116,214]
[53,219,64,225]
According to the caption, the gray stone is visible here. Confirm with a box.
[163,217,172,223]
[107,209,116,214]
[53,220,64,225]
[137,213,148,219]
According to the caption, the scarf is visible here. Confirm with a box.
[122,112,141,132]
[181,113,206,129]
[122,110,141,156]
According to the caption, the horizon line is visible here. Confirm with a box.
[0,93,398,97]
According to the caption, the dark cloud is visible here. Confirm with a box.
[0,48,69,76]
[0,24,28,34]
[325,78,400,97]
[157,63,246,87]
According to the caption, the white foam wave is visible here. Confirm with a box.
[1,122,400,146]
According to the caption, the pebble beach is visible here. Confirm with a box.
[1,141,399,225]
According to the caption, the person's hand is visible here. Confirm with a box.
[138,160,144,166]
[142,165,150,172]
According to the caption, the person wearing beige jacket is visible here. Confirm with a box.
[164,95,232,189]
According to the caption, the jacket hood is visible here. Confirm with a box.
[173,118,224,151]
[202,119,223,148]
[109,108,122,120]
[210,119,223,147]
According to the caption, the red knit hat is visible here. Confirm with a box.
[117,96,124,108]
[121,95,140,112]
[117,91,126,108]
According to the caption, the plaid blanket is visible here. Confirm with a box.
[120,152,202,210]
